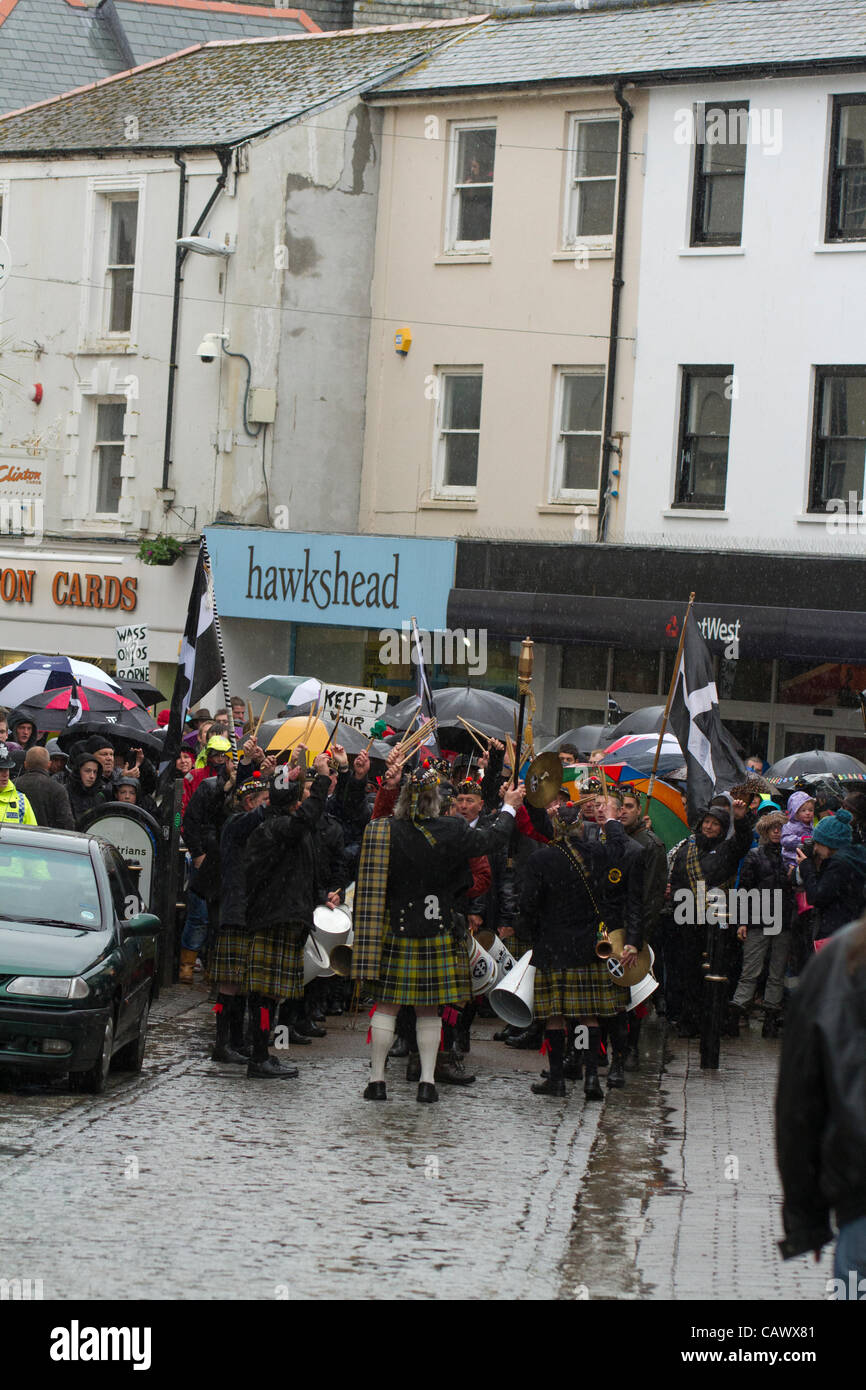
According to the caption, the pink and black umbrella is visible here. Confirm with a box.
[16,684,161,751]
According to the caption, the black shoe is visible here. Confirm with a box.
[327,1000,344,1016]
[623,1046,640,1072]
[389,1036,410,1059]
[584,1072,604,1101]
[406,1052,421,1083]
[531,1077,566,1096]
[287,1028,313,1046]
[247,1056,298,1080]
[505,1026,543,1050]
[562,1048,584,1080]
[761,1010,781,1039]
[607,1057,625,1088]
[310,1005,327,1023]
[416,1082,439,1104]
[435,1050,476,1086]
[493,1026,518,1042]
[455,1031,471,1055]
[294,1020,326,1039]
[363,1081,387,1101]
[211,1043,249,1065]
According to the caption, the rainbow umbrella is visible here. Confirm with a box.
[564,761,688,850]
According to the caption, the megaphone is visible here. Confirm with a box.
[627,970,658,1011]
[489,950,535,1029]
[477,928,517,984]
[328,927,354,978]
[466,936,498,996]
[312,903,353,954]
[303,934,331,985]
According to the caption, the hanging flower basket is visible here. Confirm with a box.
[137,535,184,566]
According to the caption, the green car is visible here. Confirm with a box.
[0,825,160,1092]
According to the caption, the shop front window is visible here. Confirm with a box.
[560,644,609,690]
[558,706,605,735]
[778,659,866,708]
[611,646,660,695]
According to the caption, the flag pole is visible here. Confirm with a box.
[648,591,696,800]
[200,535,237,762]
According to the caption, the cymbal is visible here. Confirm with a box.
[525,751,563,808]
[605,929,653,988]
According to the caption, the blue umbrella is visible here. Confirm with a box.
[0,654,120,707]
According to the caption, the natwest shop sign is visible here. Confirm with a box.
[205,528,456,631]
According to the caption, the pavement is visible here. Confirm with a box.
[0,986,833,1301]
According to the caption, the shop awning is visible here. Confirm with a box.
[447,589,866,663]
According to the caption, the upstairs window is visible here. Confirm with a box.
[103,196,138,334]
[690,103,748,246]
[93,401,126,514]
[446,125,496,250]
[674,367,733,508]
[564,116,619,246]
[552,369,606,500]
[826,96,866,241]
[434,370,482,493]
[809,368,866,512]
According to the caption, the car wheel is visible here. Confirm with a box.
[113,1000,150,1073]
[72,1016,114,1094]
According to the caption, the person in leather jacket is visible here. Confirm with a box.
[776,915,866,1296]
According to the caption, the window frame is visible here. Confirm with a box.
[444,122,497,253]
[102,195,139,337]
[80,175,145,351]
[90,397,129,518]
[550,366,607,503]
[432,367,483,498]
[808,365,866,513]
[562,112,621,251]
[673,365,734,510]
[825,94,866,243]
[690,101,749,248]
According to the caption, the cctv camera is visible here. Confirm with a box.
[197,332,227,363]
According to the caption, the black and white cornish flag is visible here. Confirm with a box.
[159,543,222,775]
[668,619,746,822]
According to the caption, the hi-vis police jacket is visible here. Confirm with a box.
[0,780,37,826]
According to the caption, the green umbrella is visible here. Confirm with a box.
[249,674,320,702]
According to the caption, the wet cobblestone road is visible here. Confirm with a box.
[0,988,832,1300]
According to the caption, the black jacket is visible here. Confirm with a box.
[520,819,642,967]
[183,773,233,899]
[314,813,349,897]
[776,919,866,1258]
[245,775,330,931]
[797,847,866,940]
[13,768,74,830]
[669,816,752,898]
[385,807,516,926]
[627,825,668,935]
[219,804,268,929]
[67,775,107,827]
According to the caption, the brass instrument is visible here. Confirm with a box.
[595,920,614,959]
[524,751,563,808]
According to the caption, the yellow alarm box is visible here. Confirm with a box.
[394,327,412,356]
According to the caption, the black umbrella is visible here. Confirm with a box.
[117,677,166,708]
[387,687,520,738]
[608,705,667,737]
[542,725,613,755]
[765,750,866,783]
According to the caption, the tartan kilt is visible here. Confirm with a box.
[242,925,305,1001]
[372,929,473,1007]
[533,961,622,1019]
[209,925,251,988]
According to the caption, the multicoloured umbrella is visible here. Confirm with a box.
[565,761,689,850]
[15,685,161,750]
[0,654,119,708]
[603,732,684,776]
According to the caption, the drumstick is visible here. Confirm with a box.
[456,716,488,755]
[323,713,341,752]
[252,696,270,742]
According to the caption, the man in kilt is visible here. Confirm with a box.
[210,768,272,1064]
[242,754,341,1080]
[352,767,525,1103]
[520,798,641,1099]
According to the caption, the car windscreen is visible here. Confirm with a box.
[0,845,102,929]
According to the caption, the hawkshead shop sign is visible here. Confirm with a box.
[204,529,456,631]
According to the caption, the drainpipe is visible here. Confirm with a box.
[161,148,232,493]
[596,80,633,543]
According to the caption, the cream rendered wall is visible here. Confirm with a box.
[359,90,646,543]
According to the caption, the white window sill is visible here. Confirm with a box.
[552,248,613,262]
[814,243,866,253]
[662,508,729,520]
[538,502,598,514]
[77,341,137,356]
[434,253,492,265]
[794,511,851,524]
[677,247,744,258]
[420,495,478,510]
